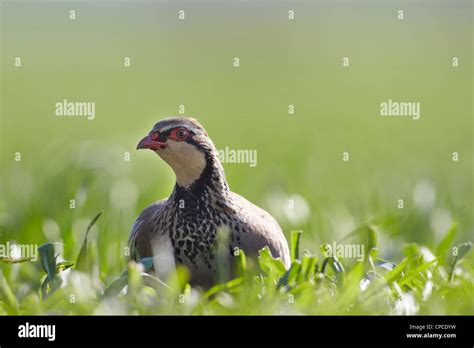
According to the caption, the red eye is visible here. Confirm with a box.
[170,128,189,141]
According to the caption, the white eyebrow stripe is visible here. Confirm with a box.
[158,124,175,132]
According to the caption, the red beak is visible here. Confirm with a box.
[136,135,167,150]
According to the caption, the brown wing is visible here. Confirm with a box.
[230,192,291,269]
[128,199,167,261]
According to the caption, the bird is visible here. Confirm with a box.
[129,117,290,287]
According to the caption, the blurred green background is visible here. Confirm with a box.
[0,0,472,293]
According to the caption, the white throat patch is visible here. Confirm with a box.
[157,141,206,188]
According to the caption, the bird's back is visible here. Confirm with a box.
[227,191,290,268]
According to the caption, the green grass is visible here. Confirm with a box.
[0,212,472,315]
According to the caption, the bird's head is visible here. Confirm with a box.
[137,117,221,188]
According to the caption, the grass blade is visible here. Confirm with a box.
[290,230,303,263]
[57,261,75,272]
[436,223,457,261]
[38,243,57,281]
[234,248,247,277]
[76,212,102,271]
[384,258,410,284]
[103,276,128,298]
